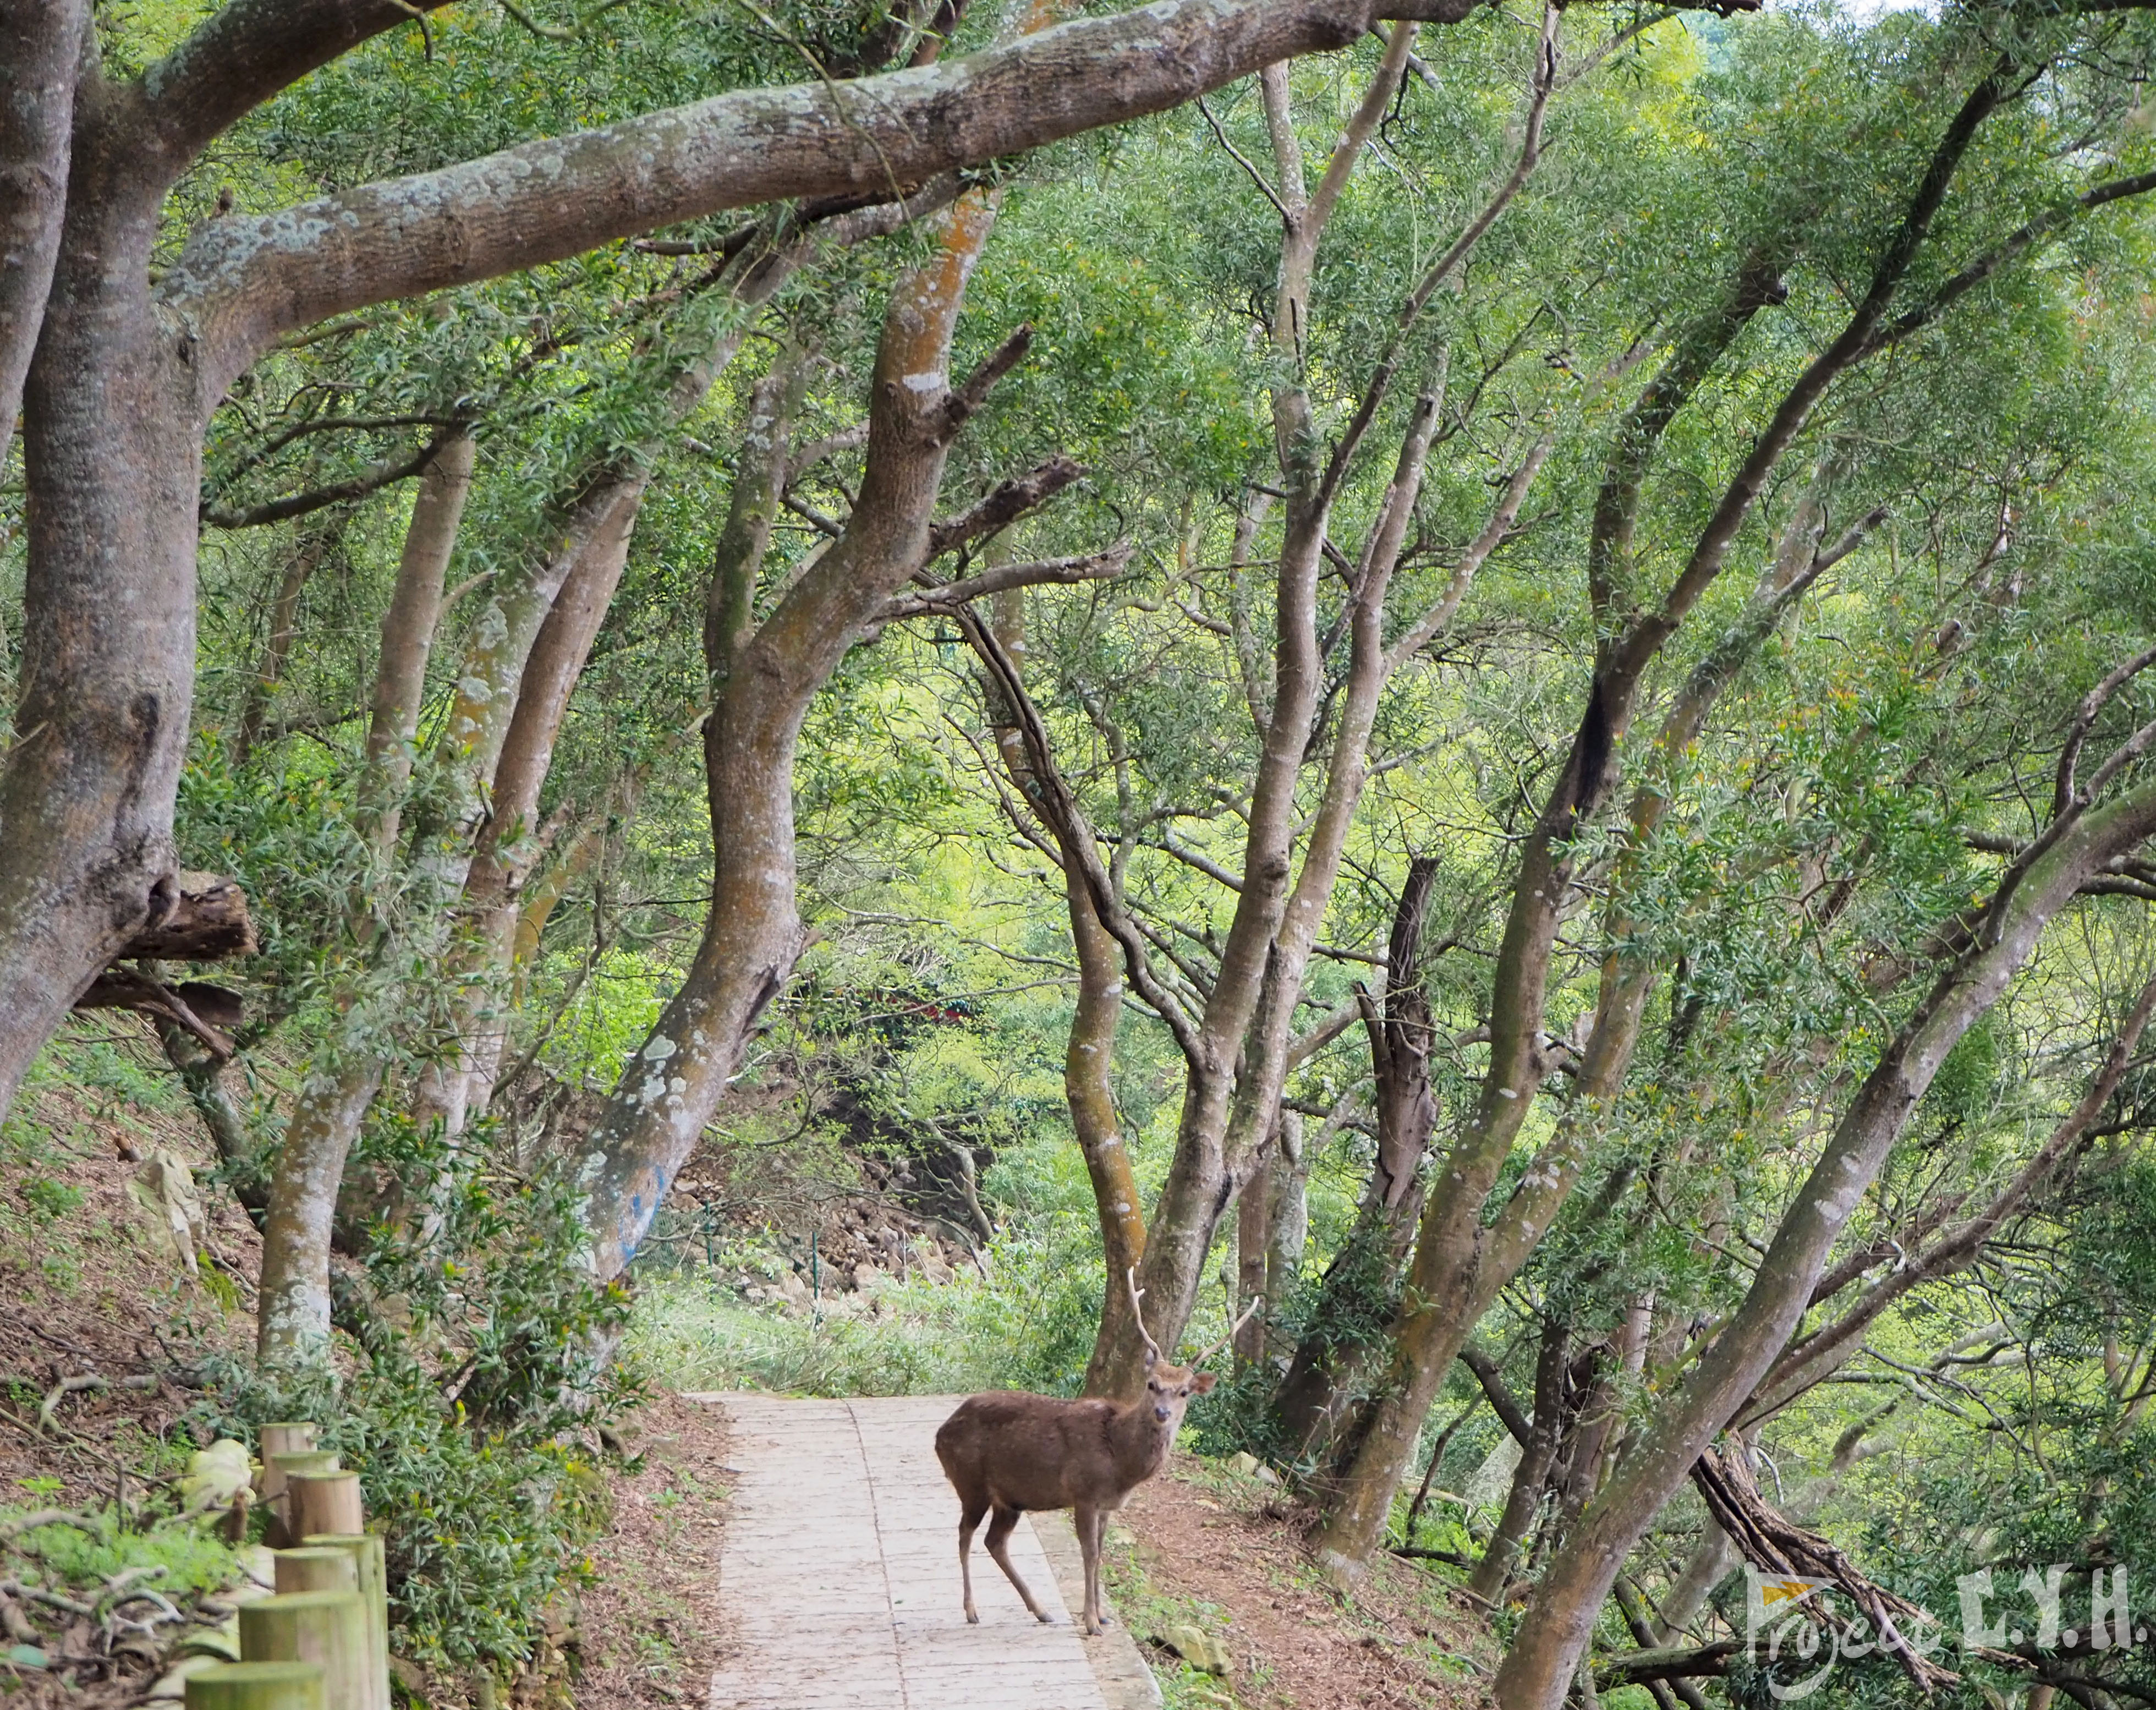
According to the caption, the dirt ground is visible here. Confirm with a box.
[1114,1460,1495,1710]
[568,1393,734,1710]
[0,1051,262,1511]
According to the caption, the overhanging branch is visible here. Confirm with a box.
[171,0,1528,382]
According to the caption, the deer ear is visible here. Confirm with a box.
[1189,1371,1219,1395]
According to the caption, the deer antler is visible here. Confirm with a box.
[1190,1284,1263,1368]
[1125,1267,1164,1364]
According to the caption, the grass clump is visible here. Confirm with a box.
[631,1224,1100,1399]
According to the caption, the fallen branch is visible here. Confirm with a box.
[0,1509,101,1541]
[1593,1641,1739,1688]
[1692,1444,1955,1693]
[73,973,239,1058]
[0,1579,95,1618]
[113,873,256,962]
[39,1376,107,1435]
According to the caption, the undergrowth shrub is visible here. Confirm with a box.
[184,1115,639,1669]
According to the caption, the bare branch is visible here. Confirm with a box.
[926,452,1085,558]
[877,543,1132,622]
[201,440,437,529]
[1196,94,1291,222]
[1318,2,1557,505]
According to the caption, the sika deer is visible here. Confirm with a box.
[935,1269,1256,1635]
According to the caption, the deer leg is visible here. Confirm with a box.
[984,1504,1052,1624]
[1075,1503,1104,1635]
[957,1498,988,1624]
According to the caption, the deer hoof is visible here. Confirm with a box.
[965,1610,980,1625]
[1035,1611,1055,1625]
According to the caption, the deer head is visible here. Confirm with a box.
[1126,1266,1256,1423]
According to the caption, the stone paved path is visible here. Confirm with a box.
[695,1393,1142,1710]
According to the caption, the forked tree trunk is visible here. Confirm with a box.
[1099,14,1562,1396]
[578,185,1016,1280]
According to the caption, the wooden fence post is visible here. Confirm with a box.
[264,1451,341,1547]
[186,1659,325,1710]
[287,1471,364,1543]
[304,1533,389,1710]
[240,1593,368,1710]
[274,1548,358,1597]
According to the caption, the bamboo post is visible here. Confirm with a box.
[239,1593,367,1710]
[264,1450,341,1547]
[274,1548,357,1597]
[287,1471,364,1543]
[186,1660,325,1710]
[304,1534,388,1710]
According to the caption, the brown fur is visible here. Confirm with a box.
[934,1354,1217,1635]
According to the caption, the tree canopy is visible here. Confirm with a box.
[14,0,2156,1703]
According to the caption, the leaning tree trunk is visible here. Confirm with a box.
[254,432,480,1368]
[0,0,87,474]
[577,185,1016,1280]
[1491,770,2156,1709]
[410,472,642,1134]
[356,430,475,854]
[970,579,1151,1391]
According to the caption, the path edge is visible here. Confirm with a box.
[1030,1510,1162,1710]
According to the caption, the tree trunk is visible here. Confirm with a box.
[259,1055,387,1367]
[0,0,87,473]
[412,465,639,1133]
[1471,1319,1568,1604]
[357,430,475,854]
[1268,857,1441,1446]
[1491,774,2156,1709]
[578,185,1013,1281]
[155,1018,267,1218]
[1656,1519,1738,1643]
[974,576,1154,1393]
[0,130,201,1121]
